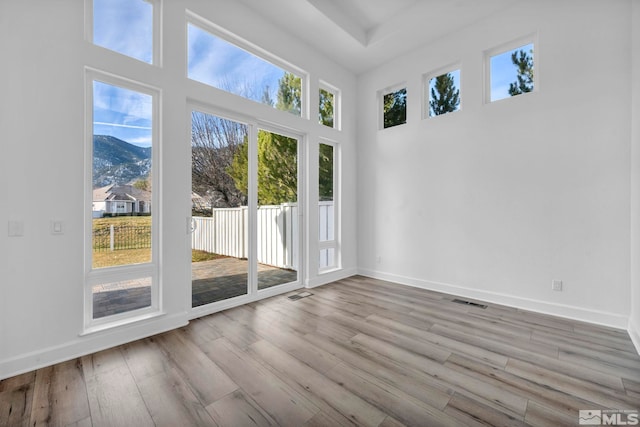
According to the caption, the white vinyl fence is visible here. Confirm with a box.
[192,202,334,270]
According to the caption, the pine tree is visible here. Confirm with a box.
[508,49,534,96]
[429,73,460,116]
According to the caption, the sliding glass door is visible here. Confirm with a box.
[189,110,301,309]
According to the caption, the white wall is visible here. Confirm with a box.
[357,0,633,328]
[630,0,640,352]
[0,0,357,379]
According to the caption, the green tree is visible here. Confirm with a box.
[276,72,301,115]
[319,143,334,201]
[383,88,406,128]
[228,130,297,205]
[508,49,534,96]
[429,73,460,116]
[319,88,334,127]
[228,72,304,205]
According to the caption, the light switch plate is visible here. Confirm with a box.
[51,220,64,235]
[8,220,24,237]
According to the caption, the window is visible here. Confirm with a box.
[487,40,535,102]
[91,0,156,64]
[319,83,338,129]
[86,72,159,327]
[187,20,304,117]
[319,141,338,271]
[382,86,407,129]
[426,68,460,118]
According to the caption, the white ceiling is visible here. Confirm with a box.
[236,0,521,74]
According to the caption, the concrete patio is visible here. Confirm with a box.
[93,257,298,318]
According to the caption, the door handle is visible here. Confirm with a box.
[188,217,197,234]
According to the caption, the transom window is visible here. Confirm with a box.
[426,68,461,118]
[319,83,338,129]
[187,20,304,117]
[91,0,156,64]
[381,86,407,129]
[487,39,535,102]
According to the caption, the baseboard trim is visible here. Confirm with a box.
[306,267,358,288]
[629,318,640,355]
[0,312,188,381]
[358,268,630,330]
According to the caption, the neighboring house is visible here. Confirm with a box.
[93,184,152,218]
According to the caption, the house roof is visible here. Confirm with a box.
[93,184,152,203]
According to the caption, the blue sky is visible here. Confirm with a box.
[93,81,153,147]
[187,24,286,104]
[93,0,153,64]
[490,43,534,102]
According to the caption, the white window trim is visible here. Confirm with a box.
[484,33,538,104]
[83,68,162,332]
[422,62,462,120]
[186,10,309,120]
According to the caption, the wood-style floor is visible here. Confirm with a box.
[1,276,639,426]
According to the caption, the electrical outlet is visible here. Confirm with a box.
[552,279,563,291]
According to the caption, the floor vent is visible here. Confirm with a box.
[287,291,313,301]
[451,299,488,309]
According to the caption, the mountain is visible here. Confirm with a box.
[93,135,152,187]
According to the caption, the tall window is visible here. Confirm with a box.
[187,20,303,117]
[487,40,535,102]
[319,142,338,271]
[92,0,156,64]
[86,73,159,327]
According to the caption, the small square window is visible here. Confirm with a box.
[487,41,534,102]
[382,87,407,129]
[92,0,154,64]
[427,69,460,118]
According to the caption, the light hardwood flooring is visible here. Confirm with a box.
[1,276,639,426]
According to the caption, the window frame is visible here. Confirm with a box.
[484,34,537,104]
[83,68,162,333]
[423,63,462,119]
[186,10,308,119]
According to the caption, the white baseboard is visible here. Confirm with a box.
[358,268,629,330]
[306,267,358,288]
[629,317,640,355]
[0,312,188,381]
